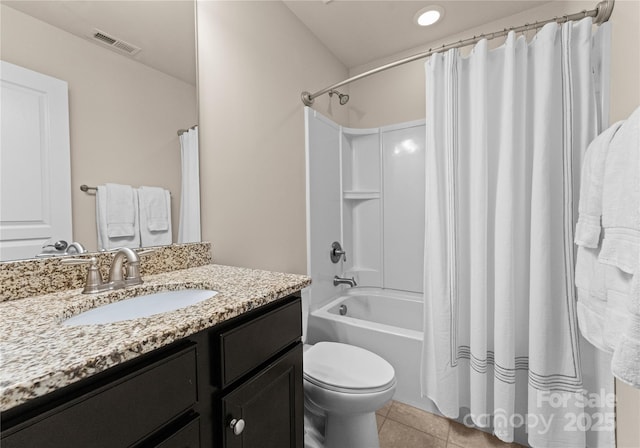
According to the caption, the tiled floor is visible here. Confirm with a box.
[376,400,525,448]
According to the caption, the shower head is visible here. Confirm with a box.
[329,90,349,105]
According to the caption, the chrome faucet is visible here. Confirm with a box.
[61,248,153,294]
[108,247,143,289]
[333,276,357,287]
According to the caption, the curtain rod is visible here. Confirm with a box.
[301,0,614,106]
[177,125,198,136]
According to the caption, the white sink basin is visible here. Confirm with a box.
[63,289,218,326]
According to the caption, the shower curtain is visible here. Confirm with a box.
[178,126,202,243]
[421,19,614,447]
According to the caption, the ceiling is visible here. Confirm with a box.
[283,0,550,68]
[3,0,551,83]
[2,0,196,85]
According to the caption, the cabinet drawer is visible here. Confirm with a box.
[3,344,198,448]
[219,299,301,387]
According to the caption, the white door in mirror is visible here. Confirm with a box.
[63,289,218,326]
[0,61,72,261]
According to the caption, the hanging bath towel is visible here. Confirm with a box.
[138,186,172,247]
[96,184,140,250]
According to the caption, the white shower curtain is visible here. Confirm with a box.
[422,19,614,447]
[178,126,202,243]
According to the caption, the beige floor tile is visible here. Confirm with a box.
[377,414,386,432]
[377,399,393,417]
[379,419,447,448]
[447,421,492,448]
[448,421,524,448]
[387,401,450,440]
[484,433,525,448]
[446,444,465,448]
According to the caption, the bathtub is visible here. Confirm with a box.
[306,288,440,414]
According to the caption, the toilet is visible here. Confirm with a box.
[303,341,396,448]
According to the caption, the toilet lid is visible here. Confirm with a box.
[304,342,395,392]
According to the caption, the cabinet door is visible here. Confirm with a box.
[222,344,302,448]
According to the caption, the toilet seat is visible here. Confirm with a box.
[303,342,396,394]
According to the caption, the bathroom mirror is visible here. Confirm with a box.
[0,0,198,260]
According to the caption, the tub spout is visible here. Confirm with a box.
[334,276,357,287]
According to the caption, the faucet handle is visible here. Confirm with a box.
[330,241,347,263]
[61,257,104,294]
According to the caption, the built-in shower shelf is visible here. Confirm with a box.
[343,191,380,200]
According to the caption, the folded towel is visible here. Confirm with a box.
[574,121,625,349]
[105,183,136,238]
[599,106,640,274]
[611,271,640,387]
[576,244,608,350]
[574,121,623,248]
[138,186,169,231]
[138,187,172,247]
[96,186,141,250]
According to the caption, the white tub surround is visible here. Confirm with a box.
[304,110,435,419]
[304,109,425,311]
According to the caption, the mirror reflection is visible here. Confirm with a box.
[0,0,198,261]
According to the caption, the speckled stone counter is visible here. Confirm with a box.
[0,242,212,302]
[0,263,311,411]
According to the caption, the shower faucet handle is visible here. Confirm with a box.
[330,241,346,263]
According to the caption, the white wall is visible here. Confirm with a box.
[196,1,348,274]
[1,5,197,251]
[345,2,640,446]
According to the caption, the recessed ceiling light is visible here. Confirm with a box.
[414,5,444,27]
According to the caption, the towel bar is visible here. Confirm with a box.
[80,184,171,197]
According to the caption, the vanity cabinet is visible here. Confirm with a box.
[0,294,303,448]
[221,347,303,448]
[212,298,304,448]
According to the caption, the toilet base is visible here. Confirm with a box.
[304,402,325,448]
[324,411,379,448]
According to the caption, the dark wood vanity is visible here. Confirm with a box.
[0,294,303,448]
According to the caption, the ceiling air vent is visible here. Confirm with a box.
[90,29,141,56]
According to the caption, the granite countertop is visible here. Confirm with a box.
[0,264,311,412]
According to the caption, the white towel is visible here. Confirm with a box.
[611,271,640,387]
[599,106,640,274]
[574,121,624,351]
[607,107,640,387]
[96,186,141,250]
[105,183,136,238]
[574,122,624,247]
[138,187,172,247]
[138,186,170,231]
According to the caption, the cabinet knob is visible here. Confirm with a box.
[230,418,245,435]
